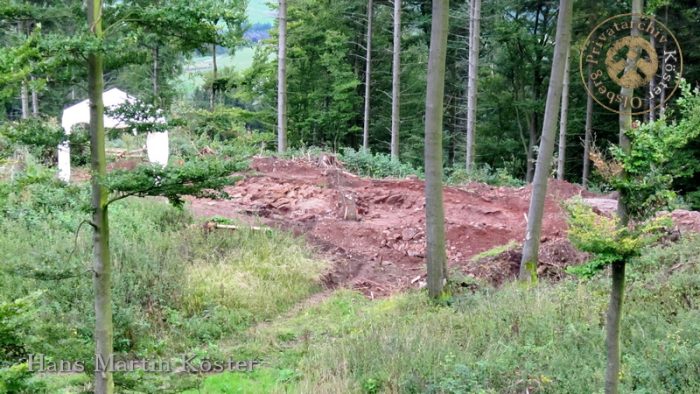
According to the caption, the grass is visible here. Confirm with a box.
[0,171,328,392]
[191,236,700,393]
[4,154,700,393]
[470,240,519,262]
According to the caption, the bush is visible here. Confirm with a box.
[446,164,524,187]
[174,107,248,141]
[339,147,421,179]
[0,119,64,164]
[0,164,327,391]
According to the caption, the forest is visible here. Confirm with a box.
[1,0,700,393]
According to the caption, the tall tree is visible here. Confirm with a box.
[390,0,401,160]
[607,2,642,392]
[277,0,287,153]
[582,65,594,188]
[20,80,29,118]
[519,0,573,281]
[30,75,38,116]
[86,0,113,392]
[362,0,373,151]
[18,21,29,119]
[210,43,217,108]
[424,0,449,299]
[556,48,570,180]
[465,0,481,173]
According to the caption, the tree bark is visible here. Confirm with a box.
[582,65,594,188]
[424,0,449,299]
[87,1,114,393]
[362,0,373,151]
[605,261,626,394]
[390,0,401,160]
[519,0,573,281]
[210,43,217,109]
[526,114,537,182]
[152,46,159,100]
[30,76,38,116]
[658,6,668,118]
[465,0,481,173]
[556,48,570,181]
[606,3,642,393]
[20,81,29,119]
[277,0,288,153]
[648,18,656,122]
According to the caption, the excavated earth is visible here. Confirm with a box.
[188,156,700,297]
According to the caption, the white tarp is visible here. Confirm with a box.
[58,88,169,182]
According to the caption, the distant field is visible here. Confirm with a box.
[248,0,275,24]
[178,47,256,98]
[178,0,273,98]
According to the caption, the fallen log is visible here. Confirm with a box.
[202,221,270,233]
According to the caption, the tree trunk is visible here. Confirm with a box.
[210,43,217,109]
[424,0,449,299]
[20,81,29,119]
[277,0,288,153]
[152,46,159,100]
[362,0,373,151]
[465,0,481,173]
[31,76,38,116]
[390,0,401,160]
[605,261,626,394]
[648,18,656,122]
[526,113,537,182]
[582,65,594,188]
[87,1,114,393]
[606,3,642,393]
[658,6,668,118]
[556,48,570,181]
[519,0,573,282]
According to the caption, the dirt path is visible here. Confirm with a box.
[188,156,606,296]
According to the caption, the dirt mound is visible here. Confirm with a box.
[187,157,691,296]
[463,238,589,285]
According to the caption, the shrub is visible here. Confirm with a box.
[339,147,421,179]
[446,164,524,187]
[0,119,64,164]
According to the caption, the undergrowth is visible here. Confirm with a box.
[194,236,700,393]
[0,164,326,392]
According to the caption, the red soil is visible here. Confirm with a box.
[188,156,599,297]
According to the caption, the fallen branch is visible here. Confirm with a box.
[202,222,270,232]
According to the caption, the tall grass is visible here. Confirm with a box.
[0,175,327,391]
[290,237,700,393]
[200,237,700,393]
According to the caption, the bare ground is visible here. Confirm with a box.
[187,156,610,297]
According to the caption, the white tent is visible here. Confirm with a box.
[58,88,169,182]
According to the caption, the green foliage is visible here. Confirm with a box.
[181,368,294,394]
[209,237,700,393]
[446,165,525,187]
[0,293,41,365]
[105,101,169,135]
[564,199,671,278]
[0,171,327,391]
[339,147,421,179]
[105,157,248,207]
[0,294,46,394]
[0,363,46,394]
[566,84,700,278]
[609,83,700,220]
[470,240,519,262]
[0,119,64,162]
[174,106,252,141]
